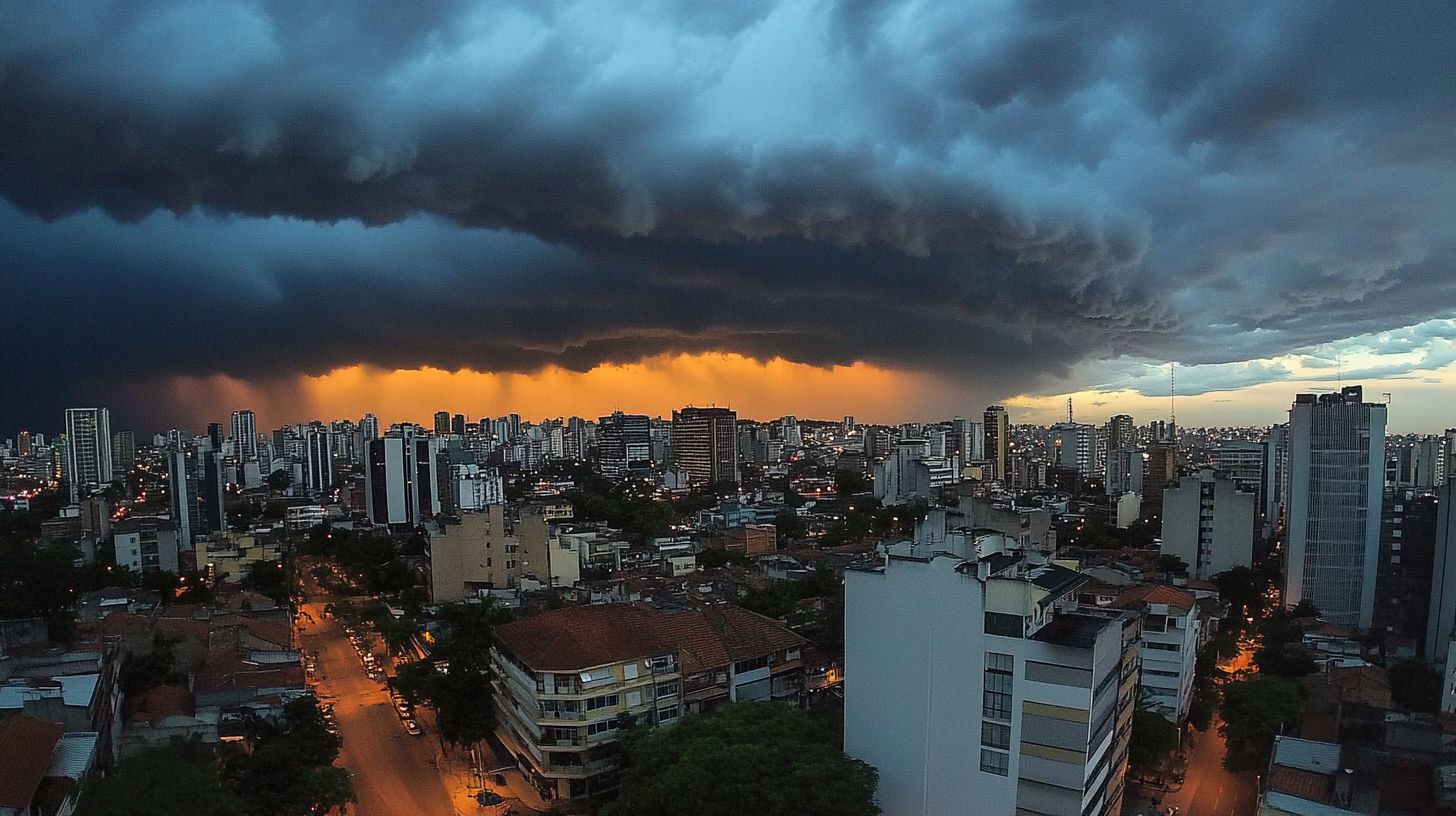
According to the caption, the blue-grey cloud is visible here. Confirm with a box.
[2,0,1455,429]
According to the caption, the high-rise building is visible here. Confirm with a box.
[1284,386,1387,628]
[365,426,440,527]
[434,411,452,437]
[983,405,1009,481]
[63,407,113,499]
[1104,415,1136,453]
[1372,489,1439,648]
[230,410,257,461]
[206,422,223,452]
[110,430,135,474]
[303,424,335,494]
[671,407,738,485]
[360,413,380,441]
[166,443,223,549]
[1140,442,1179,522]
[1422,481,1456,659]
[846,540,1138,816]
[1161,468,1256,580]
[451,413,467,438]
[1263,425,1289,537]
[1049,422,1097,479]
[597,411,652,478]
[17,430,33,457]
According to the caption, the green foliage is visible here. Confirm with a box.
[774,509,808,541]
[1129,710,1180,773]
[1156,554,1190,577]
[697,548,749,570]
[222,697,356,816]
[833,469,870,496]
[121,632,183,696]
[1253,643,1318,678]
[1289,599,1321,618]
[0,533,86,639]
[242,560,289,605]
[1389,660,1442,712]
[1219,676,1305,772]
[604,703,879,816]
[394,601,512,747]
[265,469,293,491]
[1188,686,1217,731]
[75,742,246,816]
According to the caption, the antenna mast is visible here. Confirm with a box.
[1169,362,1177,436]
[1067,397,1073,424]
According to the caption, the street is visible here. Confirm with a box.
[300,602,460,816]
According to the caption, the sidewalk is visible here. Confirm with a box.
[414,707,549,815]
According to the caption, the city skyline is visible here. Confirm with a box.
[4,4,1455,435]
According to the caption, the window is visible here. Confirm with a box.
[734,656,769,674]
[585,694,619,711]
[785,646,801,661]
[1146,642,1181,651]
[1143,614,1167,633]
[580,667,614,684]
[624,663,640,680]
[586,720,616,736]
[1145,668,1181,678]
[650,654,674,670]
[981,722,1011,749]
[980,749,1009,776]
[658,706,679,721]
[984,691,1012,721]
[655,681,679,697]
[985,652,1013,672]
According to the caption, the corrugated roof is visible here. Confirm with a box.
[0,715,64,808]
[45,732,97,779]
[1272,735,1343,774]
[1268,766,1335,804]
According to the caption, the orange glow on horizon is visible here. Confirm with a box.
[154,353,944,428]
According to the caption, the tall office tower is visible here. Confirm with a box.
[1049,422,1097,479]
[597,412,653,478]
[206,422,223,452]
[365,426,440,527]
[1284,386,1387,628]
[1423,481,1456,659]
[165,443,221,548]
[229,410,257,461]
[1443,428,1456,486]
[110,430,136,474]
[434,411,451,437]
[671,406,739,485]
[1372,489,1439,646]
[360,413,380,441]
[303,424,335,494]
[1140,442,1179,522]
[983,405,1009,481]
[927,427,949,460]
[17,431,32,457]
[846,541,1138,816]
[509,413,522,439]
[843,415,856,435]
[63,407,114,499]
[1105,415,1136,453]
[1161,468,1256,580]
[451,413,467,438]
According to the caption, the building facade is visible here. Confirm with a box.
[846,546,1138,816]
[1284,386,1387,629]
[63,407,113,499]
[671,407,738,485]
[984,405,1010,482]
[1160,468,1256,580]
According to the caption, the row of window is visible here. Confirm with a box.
[983,650,1013,778]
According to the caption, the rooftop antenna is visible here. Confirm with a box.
[1170,362,1177,437]
[1067,397,1073,424]
[1337,352,1343,385]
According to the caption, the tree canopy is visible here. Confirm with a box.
[1389,660,1442,712]
[394,600,512,747]
[1219,676,1305,771]
[604,703,879,816]
[75,742,245,816]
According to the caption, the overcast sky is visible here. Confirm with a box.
[3,1,1455,433]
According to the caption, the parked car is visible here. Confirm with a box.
[403,719,422,736]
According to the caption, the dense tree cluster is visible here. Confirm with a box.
[604,703,879,816]
[394,600,512,748]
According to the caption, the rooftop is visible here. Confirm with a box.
[0,715,64,809]
[1109,584,1196,613]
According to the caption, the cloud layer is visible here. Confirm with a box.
[3,1,1455,429]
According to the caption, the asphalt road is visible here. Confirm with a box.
[301,602,460,816]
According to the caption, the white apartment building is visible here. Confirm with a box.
[1161,468,1256,580]
[846,542,1139,816]
[1108,585,1200,724]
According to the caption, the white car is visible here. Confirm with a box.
[403,719,422,736]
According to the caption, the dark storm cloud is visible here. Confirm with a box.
[2,0,1455,428]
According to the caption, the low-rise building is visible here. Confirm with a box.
[111,515,179,575]
[490,602,807,801]
[1108,584,1200,724]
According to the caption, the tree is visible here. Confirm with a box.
[697,548,749,570]
[394,601,511,748]
[75,742,246,816]
[1219,676,1305,771]
[1129,710,1180,773]
[265,469,293,491]
[121,632,183,696]
[1389,660,1442,712]
[603,703,879,816]
[834,468,870,496]
[1253,643,1318,678]
[243,560,289,604]
[774,509,807,542]
[1156,554,1190,577]
[1212,566,1274,632]
[222,697,355,816]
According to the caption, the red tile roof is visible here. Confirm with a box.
[1109,584,1196,612]
[125,684,196,723]
[0,715,64,809]
[494,603,807,673]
